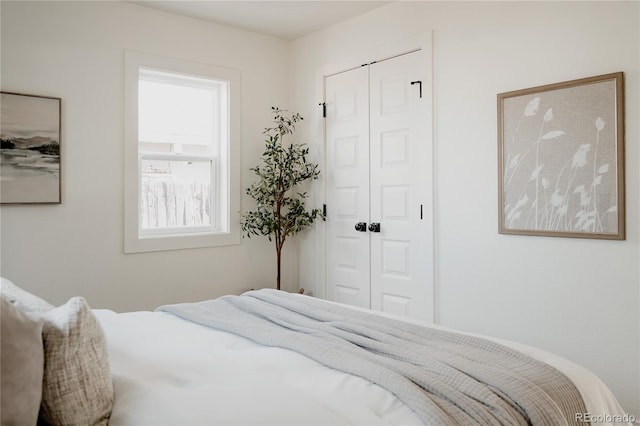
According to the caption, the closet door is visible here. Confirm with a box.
[369,51,431,320]
[325,49,433,321]
[325,66,371,308]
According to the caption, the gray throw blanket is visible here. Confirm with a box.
[157,289,588,426]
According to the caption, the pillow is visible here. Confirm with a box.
[36,297,114,426]
[0,277,54,313]
[1,296,45,426]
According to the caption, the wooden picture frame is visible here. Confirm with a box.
[497,72,624,239]
[1,92,61,204]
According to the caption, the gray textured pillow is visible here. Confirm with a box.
[1,296,45,426]
[36,297,114,426]
[0,277,54,313]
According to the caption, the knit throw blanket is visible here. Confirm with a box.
[157,289,588,426]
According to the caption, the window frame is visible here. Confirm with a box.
[137,68,223,236]
[124,51,241,253]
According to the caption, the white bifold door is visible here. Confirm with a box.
[325,49,434,321]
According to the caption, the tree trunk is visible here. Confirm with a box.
[276,245,282,290]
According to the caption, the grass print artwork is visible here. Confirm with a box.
[498,73,624,239]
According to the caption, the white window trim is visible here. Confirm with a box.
[124,51,241,253]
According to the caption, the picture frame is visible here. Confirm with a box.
[1,91,62,204]
[497,72,624,240]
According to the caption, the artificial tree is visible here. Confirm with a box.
[241,107,323,291]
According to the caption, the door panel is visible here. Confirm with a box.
[370,51,432,321]
[325,67,370,309]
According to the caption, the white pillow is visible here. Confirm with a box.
[36,297,114,426]
[0,277,54,313]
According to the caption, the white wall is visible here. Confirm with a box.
[292,1,639,416]
[1,0,638,418]
[0,1,298,311]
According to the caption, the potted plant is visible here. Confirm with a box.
[241,107,323,291]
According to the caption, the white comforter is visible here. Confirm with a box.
[94,303,629,426]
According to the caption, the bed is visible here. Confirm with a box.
[1,278,632,426]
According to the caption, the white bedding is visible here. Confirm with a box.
[94,301,629,426]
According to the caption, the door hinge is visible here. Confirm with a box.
[319,102,326,118]
[322,203,327,220]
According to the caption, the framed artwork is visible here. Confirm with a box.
[1,92,61,204]
[497,72,624,240]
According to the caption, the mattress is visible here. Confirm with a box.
[94,293,630,426]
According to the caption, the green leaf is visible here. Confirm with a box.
[240,107,322,245]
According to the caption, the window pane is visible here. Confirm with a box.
[138,71,219,155]
[140,159,213,231]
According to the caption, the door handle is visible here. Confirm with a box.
[368,222,380,233]
[411,81,422,98]
[355,222,367,232]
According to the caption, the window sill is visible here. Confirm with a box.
[124,228,240,254]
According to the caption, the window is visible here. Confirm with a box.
[125,52,240,253]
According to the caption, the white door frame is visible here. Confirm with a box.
[311,32,435,322]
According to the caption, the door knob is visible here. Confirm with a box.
[368,222,380,233]
[355,222,367,232]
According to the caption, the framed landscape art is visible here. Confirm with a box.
[1,92,61,204]
[497,72,624,240]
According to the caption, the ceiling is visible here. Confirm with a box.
[131,1,390,40]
